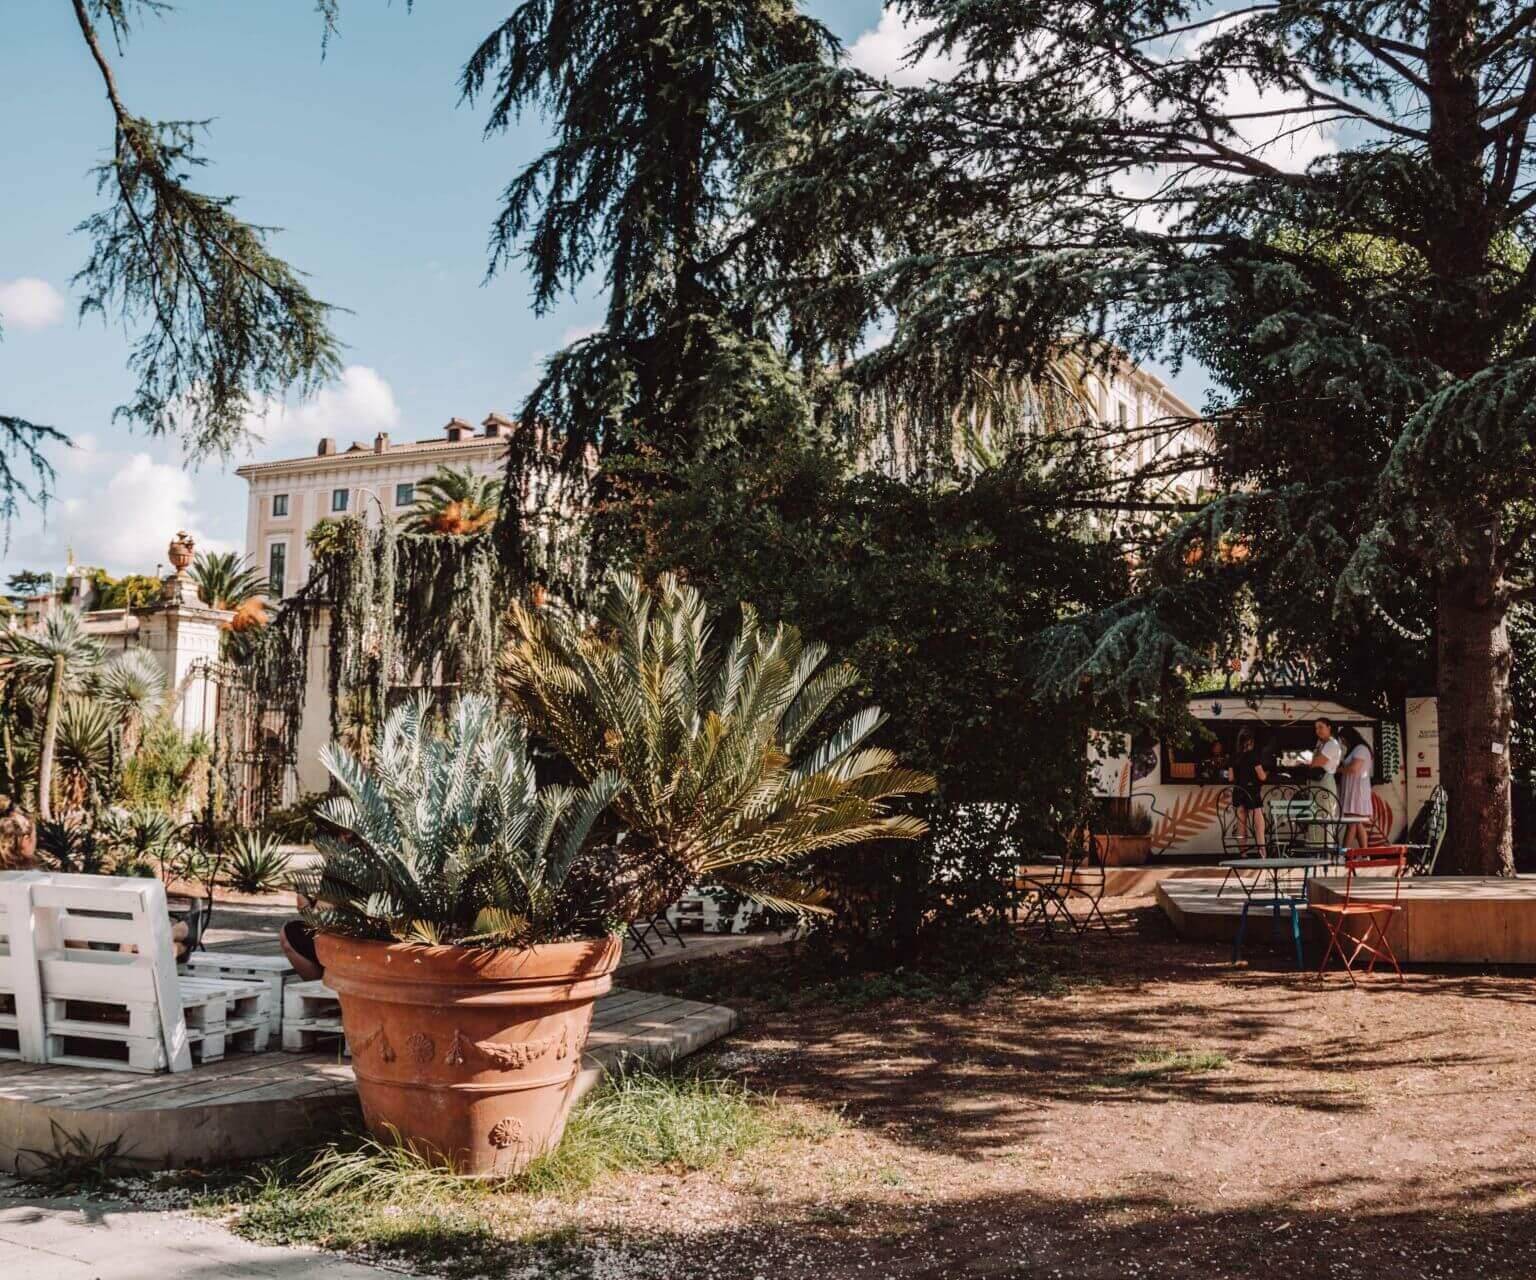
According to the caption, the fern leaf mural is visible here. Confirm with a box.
[1150,787,1224,854]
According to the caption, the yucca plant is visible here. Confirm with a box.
[298,693,622,947]
[0,610,106,819]
[224,830,293,895]
[499,572,937,921]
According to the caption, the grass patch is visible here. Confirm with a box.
[218,1063,813,1277]
[1100,1048,1231,1086]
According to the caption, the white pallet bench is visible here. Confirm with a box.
[281,979,347,1053]
[0,872,279,1075]
[42,975,270,1072]
[183,951,295,1040]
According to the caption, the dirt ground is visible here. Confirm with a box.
[586,899,1536,1279]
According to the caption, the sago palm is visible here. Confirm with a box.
[299,694,622,947]
[499,572,936,921]
[0,611,105,819]
[405,465,502,535]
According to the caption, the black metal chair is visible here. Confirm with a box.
[626,909,686,959]
[1405,785,1449,875]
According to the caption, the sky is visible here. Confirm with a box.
[0,1,1206,580]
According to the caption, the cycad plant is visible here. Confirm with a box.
[0,611,106,819]
[299,694,622,947]
[405,466,502,536]
[499,572,937,921]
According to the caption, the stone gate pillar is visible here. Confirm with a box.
[135,532,234,738]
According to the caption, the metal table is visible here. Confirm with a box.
[1219,857,1337,969]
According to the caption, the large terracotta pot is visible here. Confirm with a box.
[313,932,622,1175]
[1093,833,1152,866]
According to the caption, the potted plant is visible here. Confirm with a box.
[300,695,622,1175]
[1089,798,1154,866]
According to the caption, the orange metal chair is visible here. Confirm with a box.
[1310,846,1407,985]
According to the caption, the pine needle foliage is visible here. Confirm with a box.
[499,571,937,920]
[300,694,622,947]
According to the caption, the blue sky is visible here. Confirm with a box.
[0,1,1204,578]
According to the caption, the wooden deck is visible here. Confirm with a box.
[0,987,738,1173]
[1158,873,1536,964]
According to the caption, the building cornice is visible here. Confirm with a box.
[235,437,508,480]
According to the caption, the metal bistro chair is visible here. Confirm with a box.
[1261,784,1302,856]
[1311,846,1408,985]
[1288,785,1343,860]
[626,909,687,960]
[1019,844,1114,938]
[1216,787,1245,858]
[1404,785,1449,876]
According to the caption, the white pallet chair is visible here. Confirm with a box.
[0,871,50,1062]
[25,874,270,1073]
[28,874,195,1072]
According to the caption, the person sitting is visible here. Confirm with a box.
[0,795,38,871]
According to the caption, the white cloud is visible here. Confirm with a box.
[0,277,67,331]
[560,323,602,346]
[3,438,233,577]
[241,364,400,455]
[848,7,964,86]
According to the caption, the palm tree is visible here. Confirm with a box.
[190,551,269,610]
[0,611,106,820]
[499,572,936,921]
[405,466,502,535]
[53,697,117,810]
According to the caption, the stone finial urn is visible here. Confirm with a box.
[168,531,196,573]
[161,531,200,605]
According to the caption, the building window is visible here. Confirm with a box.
[1116,400,1129,430]
[272,493,289,518]
[268,543,287,599]
[395,482,415,507]
[331,488,349,513]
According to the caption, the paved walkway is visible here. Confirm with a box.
[0,1181,418,1279]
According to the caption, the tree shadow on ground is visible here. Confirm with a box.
[300,1168,1536,1280]
[656,904,1532,1160]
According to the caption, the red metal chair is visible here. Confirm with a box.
[1310,846,1407,984]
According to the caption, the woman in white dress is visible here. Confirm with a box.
[1336,725,1375,849]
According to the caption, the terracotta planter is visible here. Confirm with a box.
[1093,833,1152,866]
[313,932,622,1175]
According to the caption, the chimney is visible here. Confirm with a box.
[317,437,336,457]
[374,432,390,454]
[445,417,472,442]
[482,413,514,439]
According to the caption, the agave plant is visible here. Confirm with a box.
[299,694,622,947]
[499,572,937,921]
[223,829,293,895]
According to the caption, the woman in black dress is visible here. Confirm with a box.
[1232,728,1270,856]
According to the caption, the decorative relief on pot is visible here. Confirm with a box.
[405,1032,435,1064]
[442,1026,572,1069]
[353,1026,396,1063]
[488,1116,525,1149]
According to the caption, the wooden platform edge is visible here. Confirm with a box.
[0,996,741,1174]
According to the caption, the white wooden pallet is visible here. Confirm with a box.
[281,979,347,1053]
[183,951,295,1039]
[41,975,270,1073]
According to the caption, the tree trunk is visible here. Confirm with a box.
[1436,574,1514,875]
[37,653,65,823]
